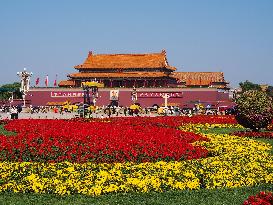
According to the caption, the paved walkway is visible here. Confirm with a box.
[0,112,76,120]
[0,111,166,120]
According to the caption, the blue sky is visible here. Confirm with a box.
[0,0,272,88]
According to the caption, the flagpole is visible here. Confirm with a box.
[45,75,49,87]
[35,77,40,87]
[54,74,58,87]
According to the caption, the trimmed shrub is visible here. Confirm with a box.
[235,90,273,131]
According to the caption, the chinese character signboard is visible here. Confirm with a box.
[137,92,183,98]
[51,91,84,98]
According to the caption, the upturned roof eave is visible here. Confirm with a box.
[68,72,170,79]
[74,65,176,70]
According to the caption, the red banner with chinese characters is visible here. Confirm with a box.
[137,92,183,98]
[51,91,84,98]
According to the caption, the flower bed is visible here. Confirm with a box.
[0,132,272,195]
[243,191,273,205]
[110,116,238,128]
[1,119,208,163]
[196,133,273,189]
[0,117,272,196]
[179,123,244,133]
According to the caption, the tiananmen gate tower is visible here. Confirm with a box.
[58,50,228,89]
[26,50,232,108]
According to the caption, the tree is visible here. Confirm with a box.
[235,90,273,131]
[239,80,261,93]
[266,86,273,98]
[0,82,22,100]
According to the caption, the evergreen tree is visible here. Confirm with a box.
[239,80,261,93]
[0,82,22,100]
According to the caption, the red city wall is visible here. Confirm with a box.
[26,87,232,108]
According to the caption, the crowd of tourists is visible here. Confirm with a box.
[0,103,234,120]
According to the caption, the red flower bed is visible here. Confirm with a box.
[69,115,237,127]
[109,115,238,128]
[232,131,273,139]
[0,119,209,163]
[243,191,273,205]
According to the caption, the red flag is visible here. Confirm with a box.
[45,75,49,87]
[54,75,57,86]
[35,77,40,86]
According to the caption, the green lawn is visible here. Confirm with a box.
[0,123,272,205]
[0,184,272,205]
[201,127,246,135]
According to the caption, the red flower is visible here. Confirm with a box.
[0,118,210,163]
[243,191,273,205]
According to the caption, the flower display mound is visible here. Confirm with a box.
[235,90,273,132]
[267,124,273,131]
[0,119,208,163]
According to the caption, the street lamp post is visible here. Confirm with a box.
[17,68,33,108]
[131,87,137,104]
[82,81,101,118]
[162,93,170,116]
